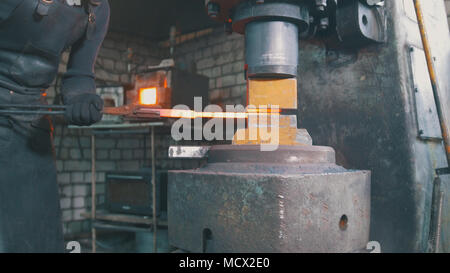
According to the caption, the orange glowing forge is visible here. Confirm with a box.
[139,87,157,105]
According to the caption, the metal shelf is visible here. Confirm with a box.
[81,211,168,227]
[74,122,165,253]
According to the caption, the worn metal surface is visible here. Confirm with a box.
[409,46,442,140]
[168,146,211,159]
[412,0,450,166]
[238,2,306,78]
[208,145,335,164]
[246,19,298,77]
[168,146,370,253]
[232,1,309,35]
[297,0,450,252]
[438,174,450,252]
[207,0,386,50]
[168,145,371,253]
[333,0,387,47]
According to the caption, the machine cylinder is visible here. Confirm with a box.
[245,20,299,78]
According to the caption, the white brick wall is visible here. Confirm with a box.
[54,126,195,235]
[174,29,247,107]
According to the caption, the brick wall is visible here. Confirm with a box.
[54,126,203,234]
[174,28,247,107]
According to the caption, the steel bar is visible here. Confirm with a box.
[138,108,280,119]
[0,103,279,119]
[0,104,67,109]
[0,110,66,115]
[91,135,97,253]
[69,122,164,130]
[91,129,150,136]
[93,222,160,233]
[82,211,169,227]
[0,103,124,116]
[434,190,444,253]
[413,0,450,166]
[151,126,157,253]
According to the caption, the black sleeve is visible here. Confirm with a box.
[61,0,110,103]
[0,0,24,23]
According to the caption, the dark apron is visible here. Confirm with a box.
[0,86,64,253]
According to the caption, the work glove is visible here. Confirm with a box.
[64,93,104,126]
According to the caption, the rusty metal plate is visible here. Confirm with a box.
[409,46,442,140]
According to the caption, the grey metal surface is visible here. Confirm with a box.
[68,122,165,130]
[207,145,336,165]
[297,0,450,252]
[208,0,386,51]
[168,144,371,253]
[438,175,450,252]
[232,1,309,34]
[168,153,371,253]
[334,0,387,47]
[245,21,299,78]
[168,146,211,159]
[409,46,442,140]
[231,1,309,78]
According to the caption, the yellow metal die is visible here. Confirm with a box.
[233,78,308,146]
[248,78,297,109]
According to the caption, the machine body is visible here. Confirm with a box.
[167,0,389,253]
[298,0,450,252]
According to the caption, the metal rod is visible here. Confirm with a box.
[92,129,150,136]
[91,135,97,253]
[0,104,67,109]
[0,110,66,115]
[429,177,443,253]
[434,191,444,253]
[413,0,450,167]
[151,126,157,253]
[0,103,280,119]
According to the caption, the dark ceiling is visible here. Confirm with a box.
[108,0,220,41]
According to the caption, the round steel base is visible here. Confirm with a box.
[209,144,335,164]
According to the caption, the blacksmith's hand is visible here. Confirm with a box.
[64,93,104,126]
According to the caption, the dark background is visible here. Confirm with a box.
[108,0,219,41]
